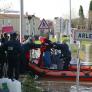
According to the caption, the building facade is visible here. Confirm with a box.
[53,17,66,42]
[0,14,40,36]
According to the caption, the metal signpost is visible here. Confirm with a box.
[74,31,92,92]
[76,41,81,92]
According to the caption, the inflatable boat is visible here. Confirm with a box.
[23,37,92,82]
[28,58,92,82]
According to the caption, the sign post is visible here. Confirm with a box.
[73,31,92,92]
[76,41,81,92]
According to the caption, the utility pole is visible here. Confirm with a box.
[20,0,24,42]
[69,0,72,44]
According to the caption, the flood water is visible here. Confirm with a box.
[35,80,92,92]
[32,43,92,92]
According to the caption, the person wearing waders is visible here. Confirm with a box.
[4,32,22,80]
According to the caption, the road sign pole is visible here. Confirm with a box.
[73,31,92,92]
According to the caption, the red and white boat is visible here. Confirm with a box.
[24,37,92,82]
[28,56,92,82]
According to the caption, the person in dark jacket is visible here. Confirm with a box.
[0,41,5,78]
[20,37,35,73]
[61,41,71,70]
[0,33,8,78]
[53,41,71,70]
[4,32,22,80]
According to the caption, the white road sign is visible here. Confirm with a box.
[74,31,92,41]
[38,18,49,29]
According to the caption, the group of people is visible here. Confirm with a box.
[0,32,36,80]
[38,37,71,70]
[0,32,22,80]
[0,33,72,80]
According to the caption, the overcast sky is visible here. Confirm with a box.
[0,0,91,19]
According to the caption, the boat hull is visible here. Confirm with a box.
[28,63,92,82]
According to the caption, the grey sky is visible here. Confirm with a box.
[0,0,91,19]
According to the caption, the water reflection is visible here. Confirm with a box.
[71,43,92,66]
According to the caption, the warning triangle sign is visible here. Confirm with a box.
[38,19,49,29]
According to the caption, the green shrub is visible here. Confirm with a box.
[22,74,41,92]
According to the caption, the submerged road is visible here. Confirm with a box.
[35,79,92,92]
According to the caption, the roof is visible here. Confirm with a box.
[0,14,40,19]
[0,14,19,19]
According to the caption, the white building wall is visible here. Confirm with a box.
[29,17,40,36]
[54,17,64,34]
[54,17,65,42]
[9,18,19,33]
[64,20,70,35]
